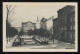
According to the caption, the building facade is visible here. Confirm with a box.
[53,18,59,39]
[22,21,36,34]
[53,5,75,44]
[46,16,54,31]
[40,17,47,29]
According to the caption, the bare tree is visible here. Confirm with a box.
[6,5,16,44]
[6,5,16,22]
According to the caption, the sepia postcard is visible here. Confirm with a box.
[3,2,78,52]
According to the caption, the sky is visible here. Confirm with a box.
[4,2,76,27]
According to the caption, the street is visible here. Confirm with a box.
[6,35,75,49]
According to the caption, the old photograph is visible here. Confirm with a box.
[3,2,78,52]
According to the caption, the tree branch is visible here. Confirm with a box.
[6,5,9,13]
[8,5,16,15]
[6,5,9,19]
[8,5,12,11]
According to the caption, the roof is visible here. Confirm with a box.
[22,21,36,25]
[53,18,58,21]
[41,18,47,22]
[57,5,75,13]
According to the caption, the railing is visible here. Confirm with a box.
[32,36,48,45]
[6,35,18,48]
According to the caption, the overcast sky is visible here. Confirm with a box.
[4,2,76,27]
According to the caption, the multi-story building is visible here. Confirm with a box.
[22,21,36,34]
[46,16,54,31]
[40,16,54,30]
[40,17,47,29]
[53,18,59,39]
[53,5,75,44]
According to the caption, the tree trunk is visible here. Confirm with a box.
[7,36,8,44]
[52,35,54,44]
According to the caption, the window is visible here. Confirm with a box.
[64,26,67,30]
[73,34,75,37]
[70,26,72,30]
[73,34,75,40]
[73,25,75,30]
[73,18,75,21]
[58,27,59,30]
[70,34,72,39]
[70,14,75,22]
[65,15,66,22]
[72,14,75,21]
[71,18,72,22]
[61,27,63,30]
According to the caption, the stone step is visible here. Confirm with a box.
[25,41,35,44]
[23,38,32,40]
[24,40,33,42]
